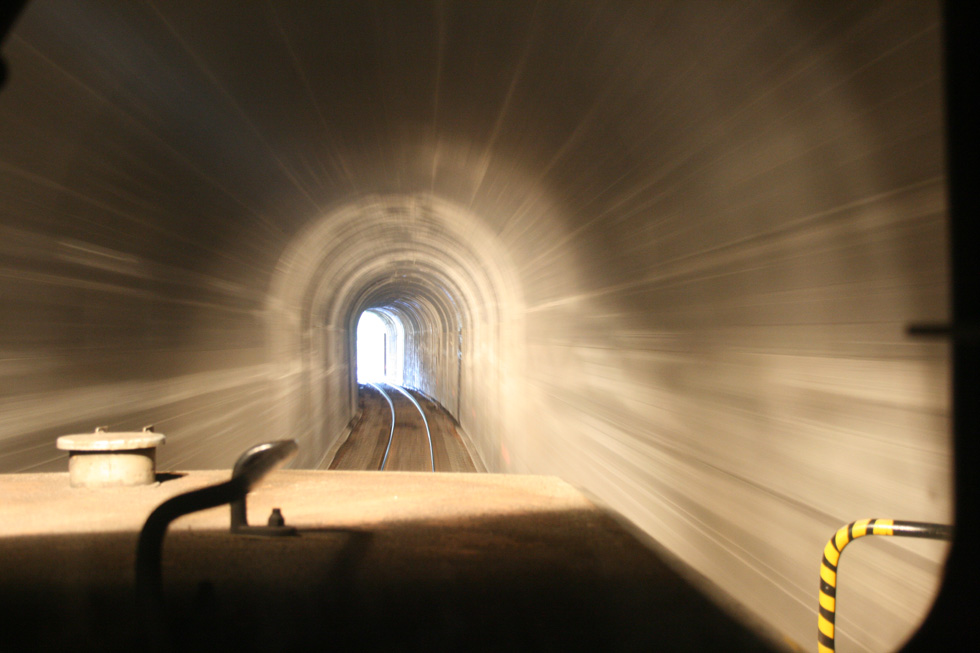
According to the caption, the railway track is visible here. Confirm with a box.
[373,382,434,472]
[330,383,476,472]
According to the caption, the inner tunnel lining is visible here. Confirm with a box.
[267,194,523,473]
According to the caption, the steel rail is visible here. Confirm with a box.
[369,382,397,471]
[385,383,436,472]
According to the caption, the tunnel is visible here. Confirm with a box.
[0,1,965,650]
[266,193,524,470]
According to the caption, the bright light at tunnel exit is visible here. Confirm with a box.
[357,310,389,383]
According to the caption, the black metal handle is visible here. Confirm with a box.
[230,441,299,536]
[135,439,298,604]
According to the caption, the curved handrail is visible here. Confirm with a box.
[135,439,299,604]
[817,518,953,652]
[230,440,300,534]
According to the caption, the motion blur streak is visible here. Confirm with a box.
[0,1,949,651]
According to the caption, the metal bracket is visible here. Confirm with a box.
[230,442,298,536]
[907,322,980,340]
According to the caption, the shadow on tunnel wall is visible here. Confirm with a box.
[0,1,970,650]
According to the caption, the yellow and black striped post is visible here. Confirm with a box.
[817,518,953,652]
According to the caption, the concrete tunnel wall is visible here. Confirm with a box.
[0,1,950,651]
[267,194,523,470]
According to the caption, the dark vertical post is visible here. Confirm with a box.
[0,2,30,90]
[904,2,977,649]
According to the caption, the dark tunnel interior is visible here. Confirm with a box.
[1,1,974,650]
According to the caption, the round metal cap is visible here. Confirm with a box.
[56,431,166,451]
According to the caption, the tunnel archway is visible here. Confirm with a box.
[268,194,524,472]
[356,309,402,384]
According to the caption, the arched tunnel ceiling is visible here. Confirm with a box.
[268,194,520,364]
[357,277,459,333]
[0,2,950,651]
